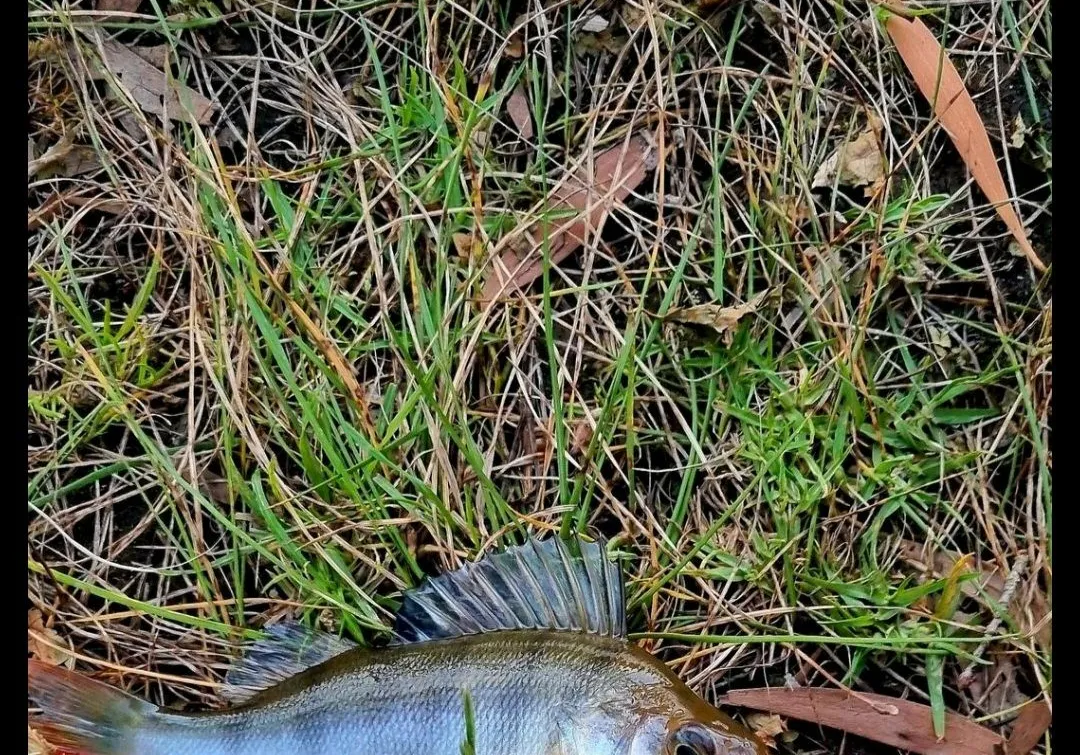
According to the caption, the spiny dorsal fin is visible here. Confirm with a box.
[391,535,625,644]
[222,620,357,704]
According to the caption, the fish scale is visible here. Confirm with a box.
[129,634,628,754]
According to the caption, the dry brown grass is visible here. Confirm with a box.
[29,1,1050,752]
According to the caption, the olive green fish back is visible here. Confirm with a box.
[222,535,625,703]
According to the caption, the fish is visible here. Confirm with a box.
[28,535,766,755]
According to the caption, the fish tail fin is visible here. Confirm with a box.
[29,660,155,755]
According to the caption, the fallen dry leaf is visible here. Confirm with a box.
[746,712,786,749]
[506,12,527,58]
[621,4,647,26]
[813,117,885,195]
[721,687,1004,755]
[470,126,491,151]
[198,472,231,505]
[452,232,474,261]
[965,653,1030,721]
[1005,701,1051,754]
[131,44,171,69]
[883,8,1044,272]
[665,289,770,340]
[506,85,534,141]
[480,133,655,304]
[28,609,73,668]
[1009,114,1030,150]
[773,194,812,228]
[89,38,214,125]
[574,29,627,56]
[28,136,101,180]
[897,539,1051,653]
[506,33,524,58]
[581,14,610,33]
[28,193,128,232]
[569,418,594,456]
[928,324,953,357]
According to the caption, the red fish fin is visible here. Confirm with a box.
[28,660,155,755]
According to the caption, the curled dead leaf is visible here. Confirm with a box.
[569,418,594,456]
[773,194,812,228]
[813,116,885,195]
[452,232,478,262]
[664,289,770,342]
[506,12,527,58]
[1009,114,1030,149]
[28,136,102,180]
[28,609,73,669]
[506,33,524,58]
[746,712,785,749]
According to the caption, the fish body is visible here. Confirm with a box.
[30,537,765,755]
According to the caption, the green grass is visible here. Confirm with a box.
[29,0,1051,751]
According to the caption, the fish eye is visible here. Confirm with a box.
[668,723,716,755]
